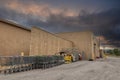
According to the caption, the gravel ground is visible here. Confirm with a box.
[0,57,120,80]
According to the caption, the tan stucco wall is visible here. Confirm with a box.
[30,27,73,56]
[57,31,99,60]
[0,20,99,59]
[0,22,31,56]
[93,37,100,58]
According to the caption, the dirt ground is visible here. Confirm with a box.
[0,57,120,80]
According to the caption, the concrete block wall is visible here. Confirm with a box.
[0,19,99,60]
[0,21,31,56]
[56,31,100,60]
[30,27,73,56]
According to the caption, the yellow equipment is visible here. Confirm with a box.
[64,54,72,64]
[59,48,81,64]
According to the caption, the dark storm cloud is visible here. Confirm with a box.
[44,8,120,46]
[0,0,120,47]
[0,6,45,28]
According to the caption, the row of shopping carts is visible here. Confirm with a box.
[35,55,64,69]
[0,55,64,74]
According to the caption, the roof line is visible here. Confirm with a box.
[32,27,73,43]
[0,19,31,31]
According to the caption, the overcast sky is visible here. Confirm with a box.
[0,0,120,47]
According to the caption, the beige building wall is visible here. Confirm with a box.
[0,19,99,59]
[57,31,100,60]
[30,27,73,56]
[0,20,31,56]
[93,37,100,58]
